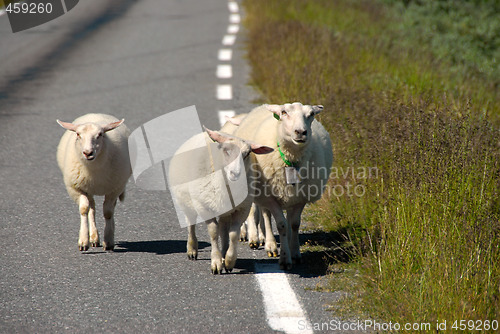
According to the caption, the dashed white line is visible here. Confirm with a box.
[217,64,233,79]
[218,49,233,61]
[217,84,232,100]
[229,13,241,24]
[218,110,236,127]
[222,35,236,46]
[227,24,240,34]
[228,1,239,13]
[255,262,313,334]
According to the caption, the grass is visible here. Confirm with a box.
[243,0,499,331]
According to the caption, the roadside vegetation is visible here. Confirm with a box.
[243,0,499,330]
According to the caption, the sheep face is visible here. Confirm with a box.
[57,119,124,161]
[265,102,323,146]
[205,128,273,182]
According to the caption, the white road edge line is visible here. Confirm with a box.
[255,262,314,334]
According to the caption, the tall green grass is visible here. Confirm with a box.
[243,0,499,330]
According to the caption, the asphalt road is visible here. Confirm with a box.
[0,1,347,333]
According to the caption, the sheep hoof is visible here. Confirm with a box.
[211,267,223,275]
[240,236,248,242]
[187,252,198,260]
[225,267,233,273]
[267,250,279,258]
[211,259,224,275]
[103,243,114,251]
[259,240,265,247]
[90,241,100,248]
[79,245,89,251]
[249,242,259,249]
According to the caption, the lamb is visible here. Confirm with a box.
[168,128,273,274]
[234,102,333,270]
[56,113,132,251]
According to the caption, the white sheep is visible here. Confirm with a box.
[56,113,131,251]
[168,128,273,274]
[234,102,333,270]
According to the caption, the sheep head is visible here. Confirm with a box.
[205,128,273,182]
[265,102,323,146]
[57,119,124,161]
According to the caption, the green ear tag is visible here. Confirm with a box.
[273,113,280,121]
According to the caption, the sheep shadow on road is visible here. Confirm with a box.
[113,240,210,255]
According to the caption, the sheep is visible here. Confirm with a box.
[168,128,273,274]
[234,102,333,270]
[56,113,131,251]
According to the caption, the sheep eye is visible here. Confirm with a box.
[281,110,287,116]
[76,133,81,139]
[97,132,103,138]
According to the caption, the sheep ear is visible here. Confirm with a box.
[250,144,274,155]
[57,120,78,132]
[102,119,125,132]
[225,116,242,126]
[205,127,229,143]
[311,105,324,115]
[264,104,283,120]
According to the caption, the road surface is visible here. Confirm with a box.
[0,1,347,333]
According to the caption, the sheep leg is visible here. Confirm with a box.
[265,202,292,270]
[257,208,266,247]
[219,218,230,259]
[187,223,198,260]
[287,204,305,264]
[246,203,260,249]
[206,218,223,274]
[223,210,247,273]
[262,208,278,258]
[88,197,100,247]
[102,196,117,251]
[239,222,247,242]
[78,194,91,251]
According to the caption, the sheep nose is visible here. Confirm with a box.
[295,129,307,136]
[83,150,95,159]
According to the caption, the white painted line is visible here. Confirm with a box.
[217,64,232,79]
[227,24,240,34]
[222,35,236,46]
[218,49,233,61]
[218,110,236,127]
[228,2,239,13]
[217,85,233,100]
[229,13,241,24]
[255,262,313,334]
